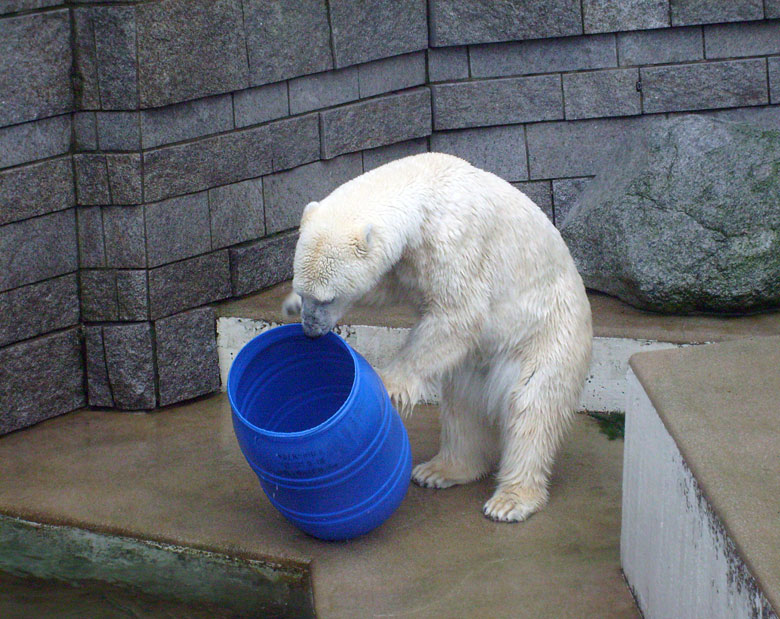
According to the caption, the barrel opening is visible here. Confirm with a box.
[232,331,355,434]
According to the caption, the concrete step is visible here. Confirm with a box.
[623,337,780,618]
[215,282,780,413]
[0,397,637,617]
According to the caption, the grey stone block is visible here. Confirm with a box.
[73,112,98,151]
[81,269,118,322]
[618,27,704,66]
[72,8,100,109]
[264,154,364,234]
[553,178,592,227]
[95,112,140,151]
[0,1,63,15]
[143,115,320,201]
[583,0,668,34]
[94,156,138,205]
[427,47,469,82]
[117,270,149,321]
[430,126,528,181]
[106,154,143,205]
[244,0,332,86]
[670,0,764,26]
[329,0,427,67]
[0,157,74,226]
[136,0,248,108]
[362,138,429,171]
[641,59,768,114]
[208,178,265,249]
[77,207,106,268]
[526,115,653,179]
[563,68,641,120]
[704,21,780,59]
[289,67,360,115]
[145,192,211,268]
[470,34,616,79]
[358,52,427,98]
[93,6,139,109]
[73,154,110,206]
[103,205,146,268]
[84,326,112,408]
[148,251,231,319]
[268,115,323,173]
[432,76,562,130]
[770,57,780,104]
[154,307,220,406]
[140,95,233,149]
[513,180,553,221]
[0,274,79,348]
[768,1,780,19]
[429,0,582,46]
[229,231,298,296]
[0,329,85,434]
[320,89,432,158]
[0,10,72,127]
[0,115,71,169]
[233,83,289,129]
[0,209,78,292]
[103,322,156,409]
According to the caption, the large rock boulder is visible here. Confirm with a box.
[560,115,780,314]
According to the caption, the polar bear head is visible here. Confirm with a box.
[292,201,380,338]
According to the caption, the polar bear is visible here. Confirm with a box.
[283,153,592,522]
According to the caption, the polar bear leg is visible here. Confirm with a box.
[412,364,499,489]
[483,368,573,523]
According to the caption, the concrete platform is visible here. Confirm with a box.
[217,282,780,344]
[0,397,638,617]
[4,286,778,616]
[216,284,780,414]
[622,337,780,618]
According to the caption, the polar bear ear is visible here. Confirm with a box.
[300,201,320,226]
[353,223,374,256]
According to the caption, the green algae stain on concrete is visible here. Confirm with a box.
[587,412,625,441]
[0,515,314,617]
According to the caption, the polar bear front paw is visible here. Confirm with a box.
[282,292,302,318]
[482,484,548,522]
[412,457,484,489]
[378,367,422,417]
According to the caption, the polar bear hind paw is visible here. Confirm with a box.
[482,484,548,522]
[412,457,485,489]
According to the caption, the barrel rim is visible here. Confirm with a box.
[227,323,360,439]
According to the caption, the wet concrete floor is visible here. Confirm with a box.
[0,395,638,617]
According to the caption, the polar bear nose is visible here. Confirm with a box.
[302,321,329,338]
[301,300,335,338]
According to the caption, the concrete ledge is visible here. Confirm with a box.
[217,282,780,344]
[622,338,780,618]
[215,283,780,413]
[0,515,312,617]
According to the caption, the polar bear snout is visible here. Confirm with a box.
[301,298,339,338]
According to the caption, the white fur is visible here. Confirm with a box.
[286,153,592,522]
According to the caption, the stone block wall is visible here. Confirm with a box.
[0,3,82,433]
[1,1,779,431]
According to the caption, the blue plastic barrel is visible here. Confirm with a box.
[227,323,412,541]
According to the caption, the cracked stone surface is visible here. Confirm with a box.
[561,115,780,313]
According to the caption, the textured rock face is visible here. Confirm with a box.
[561,115,780,314]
